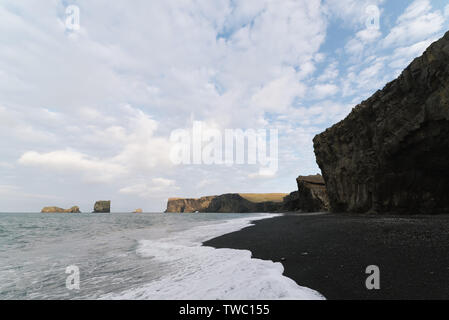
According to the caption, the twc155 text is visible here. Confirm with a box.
[179,304,270,317]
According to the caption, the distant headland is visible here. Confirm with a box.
[165,175,329,213]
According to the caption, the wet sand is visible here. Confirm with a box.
[204,213,449,300]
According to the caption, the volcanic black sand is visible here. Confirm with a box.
[203,213,449,300]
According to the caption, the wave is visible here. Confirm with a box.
[100,214,324,300]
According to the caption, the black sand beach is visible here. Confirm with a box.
[204,213,449,300]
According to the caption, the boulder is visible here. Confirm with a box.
[313,31,449,214]
[41,206,81,213]
[93,201,111,213]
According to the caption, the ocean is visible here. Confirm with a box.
[0,212,323,300]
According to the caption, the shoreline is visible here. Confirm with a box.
[203,213,449,300]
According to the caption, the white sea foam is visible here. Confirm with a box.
[101,214,325,300]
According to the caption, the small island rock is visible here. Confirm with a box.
[41,206,81,213]
[93,201,111,213]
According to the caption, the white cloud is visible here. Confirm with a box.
[17,105,174,184]
[325,0,384,27]
[445,4,449,18]
[342,5,382,58]
[18,149,127,183]
[313,83,339,98]
[355,28,382,43]
[6,0,445,211]
[317,62,339,82]
[0,184,59,200]
[345,38,365,56]
[388,38,436,69]
[285,101,352,127]
[0,105,58,144]
[250,70,306,113]
[152,178,177,187]
[398,0,432,21]
[383,0,444,48]
[0,162,14,169]
[338,0,447,106]
[248,169,277,179]
[119,178,178,198]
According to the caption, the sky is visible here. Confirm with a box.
[1,0,449,212]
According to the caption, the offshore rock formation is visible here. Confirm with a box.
[93,201,111,213]
[133,208,143,213]
[41,206,81,213]
[314,31,449,214]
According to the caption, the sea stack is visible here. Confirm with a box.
[41,206,81,213]
[93,201,111,213]
[313,31,449,214]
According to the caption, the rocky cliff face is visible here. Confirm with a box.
[206,194,282,213]
[164,195,279,213]
[165,176,329,213]
[314,31,449,214]
[165,196,216,213]
[41,206,81,213]
[279,175,329,212]
[296,175,329,212]
[93,201,111,213]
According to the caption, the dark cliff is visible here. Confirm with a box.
[165,175,329,213]
[296,175,329,212]
[280,175,329,212]
[165,194,284,213]
[314,31,449,214]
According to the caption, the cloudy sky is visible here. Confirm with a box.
[1,0,448,212]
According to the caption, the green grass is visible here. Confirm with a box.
[239,193,288,203]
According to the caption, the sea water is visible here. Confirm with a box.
[0,212,323,300]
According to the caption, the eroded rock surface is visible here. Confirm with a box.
[165,196,216,213]
[93,201,111,213]
[314,31,449,214]
[41,206,81,213]
[295,175,329,212]
[165,177,329,213]
[165,195,279,213]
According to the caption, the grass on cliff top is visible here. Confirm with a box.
[168,193,289,203]
[239,193,288,203]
